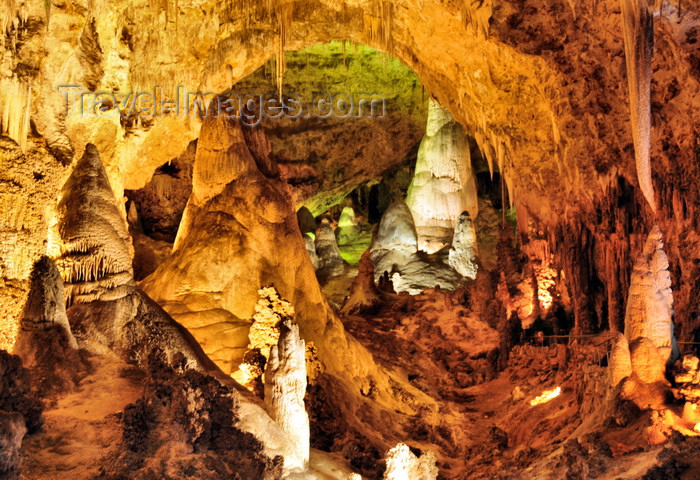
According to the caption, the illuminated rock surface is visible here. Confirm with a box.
[0,0,699,478]
[383,443,438,480]
[315,219,346,281]
[447,212,479,279]
[624,225,677,384]
[264,319,310,470]
[406,99,478,254]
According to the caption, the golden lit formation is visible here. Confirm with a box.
[0,0,698,478]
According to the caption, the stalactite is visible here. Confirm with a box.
[363,0,393,52]
[619,0,657,212]
[0,77,31,152]
[275,2,293,96]
[342,39,347,73]
[461,0,492,38]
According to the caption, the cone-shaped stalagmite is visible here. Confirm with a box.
[54,144,135,305]
[406,99,478,253]
[54,145,216,371]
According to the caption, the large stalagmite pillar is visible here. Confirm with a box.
[613,225,678,389]
[405,99,478,253]
[264,318,310,471]
[624,225,677,378]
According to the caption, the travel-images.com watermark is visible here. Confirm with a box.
[57,85,386,126]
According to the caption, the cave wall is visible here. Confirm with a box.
[0,0,697,355]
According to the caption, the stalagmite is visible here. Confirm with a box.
[383,443,438,480]
[264,318,309,471]
[447,212,479,279]
[14,256,77,352]
[53,144,135,304]
[336,206,358,246]
[247,287,294,360]
[371,201,418,255]
[624,225,677,372]
[341,250,381,316]
[304,234,320,270]
[406,99,478,253]
[370,201,463,293]
[315,218,345,280]
[619,0,657,212]
[609,332,633,387]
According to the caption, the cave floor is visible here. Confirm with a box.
[21,354,144,479]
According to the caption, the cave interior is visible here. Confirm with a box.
[0,0,699,479]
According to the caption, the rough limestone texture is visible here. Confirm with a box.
[315,219,345,281]
[264,319,310,472]
[247,287,293,360]
[370,201,463,294]
[447,212,479,279]
[406,99,479,254]
[609,332,633,387]
[383,443,439,480]
[0,411,26,476]
[53,144,135,305]
[304,234,320,271]
[341,250,382,316]
[623,225,678,383]
[14,256,77,350]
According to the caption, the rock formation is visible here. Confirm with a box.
[447,212,479,279]
[371,200,464,293]
[623,225,677,384]
[315,218,345,281]
[336,206,358,245]
[53,144,135,305]
[383,443,438,480]
[619,0,657,212]
[341,250,382,316]
[609,333,633,387]
[264,319,310,471]
[14,256,76,350]
[371,201,419,255]
[12,256,81,393]
[304,234,320,270]
[406,99,478,254]
[0,411,26,476]
[296,206,317,237]
[50,144,217,371]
